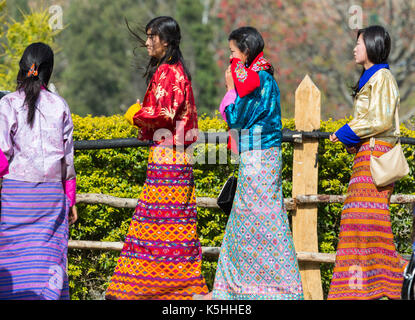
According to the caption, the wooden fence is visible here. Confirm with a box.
[69,75,414,300]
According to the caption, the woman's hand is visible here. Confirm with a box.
[69,206,78,225]
[329,133,339,143]
[225,65,234,91]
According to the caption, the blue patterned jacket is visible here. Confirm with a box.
[225,70,283,153]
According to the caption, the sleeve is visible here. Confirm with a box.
[62,103,77,207]
[219,89,237,122]
[335,123,361,147]
[0,97,17,164]
[346,74,398,139]
[133,65,185,133]
[230,58,260,98]
[225,72,275,130]
[224,95,248,130]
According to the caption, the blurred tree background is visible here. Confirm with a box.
[3,0,223,116]
[0,0,59,90]
[2,0,415,121]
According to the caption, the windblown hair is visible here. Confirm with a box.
[126,16,191,84]
[16,42,54,128]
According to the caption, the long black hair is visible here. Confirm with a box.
[17,42,54,127]
[126,16,191,84]
[351,25,391,97]
[228,26,274,76]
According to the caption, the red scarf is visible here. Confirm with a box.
[230,52,272,98]
[227,52,272,153]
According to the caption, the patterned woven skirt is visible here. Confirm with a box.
[0,179,70,300]
[328,140,407,300]
[212,147,304,300]
[105,145,208,300]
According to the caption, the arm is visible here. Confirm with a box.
[62,105,78,225]
[333,123,361,147]
[219,89,237,122]
[62,104,77,208]
[0,149,9,177]
[225,71,275,130]
[0,98,14,194]
[218,65,237,122]
[230,58,260,98]
[0,97,17,168]
[224,95,248,130]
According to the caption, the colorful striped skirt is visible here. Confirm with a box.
[105,145,208,300]
[328,140,407,300]
[212,147,304,300]
[0,179,70,300]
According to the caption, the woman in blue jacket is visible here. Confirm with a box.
[205,27,304,300]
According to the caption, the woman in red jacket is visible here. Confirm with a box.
[105,16,208,300]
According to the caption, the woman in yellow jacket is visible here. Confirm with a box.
[329,25,407,300]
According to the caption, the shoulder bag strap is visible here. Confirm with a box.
[394,105,401,139]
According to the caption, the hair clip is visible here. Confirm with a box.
[27,63,39,77]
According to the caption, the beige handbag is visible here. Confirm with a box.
[370,107,409,187]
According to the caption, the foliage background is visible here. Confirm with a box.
[69,114,414,300]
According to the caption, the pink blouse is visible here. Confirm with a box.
[0,89,76,206]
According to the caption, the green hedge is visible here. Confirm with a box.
[68,113,415,300]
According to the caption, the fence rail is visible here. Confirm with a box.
[76,193,415,209]
[68,240,338,263]
[73,130,415,151]
[70,193,412,262]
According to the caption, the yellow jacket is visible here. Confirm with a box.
[348,68,400,146]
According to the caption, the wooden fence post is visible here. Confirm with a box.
[291,75,323,300]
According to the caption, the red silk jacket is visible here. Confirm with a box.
[133,62,198,146]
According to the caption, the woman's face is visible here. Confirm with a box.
[145,29,168,59]
[229,40,248,64]
[353,33,370,67]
